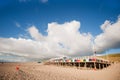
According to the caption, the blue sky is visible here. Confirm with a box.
[0,0,120,61]
[1,0,120,37]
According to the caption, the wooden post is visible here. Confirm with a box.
[90,64,92,69]
[73,62,75,67]
[94,62,96,70]
[106,63,107,68]
[69,62,71,66]
[84,62,86,68]
[94,49,96,70]
[65,62,67,67]
[79,63,80,68]
[63,62,64,66]
[99,63,101,69]
[102,64,104,69]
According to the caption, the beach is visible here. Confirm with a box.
[0,62,120,80]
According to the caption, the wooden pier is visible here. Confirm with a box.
[45,56,111,69]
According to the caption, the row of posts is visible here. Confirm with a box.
[48,62,110,70]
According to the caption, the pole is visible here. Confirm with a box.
[94,50,96,70]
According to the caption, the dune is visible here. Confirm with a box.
[98,53,120,62]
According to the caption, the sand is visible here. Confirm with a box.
[0,62,120,80]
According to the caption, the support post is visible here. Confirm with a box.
[102,64,104,69]
[99,63,101,69]
[79,63,80,68]
[84,62,86,68]
[94,62,96,70]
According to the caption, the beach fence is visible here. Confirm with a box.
[45,56,111,69]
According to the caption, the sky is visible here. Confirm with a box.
[0,0,120,62]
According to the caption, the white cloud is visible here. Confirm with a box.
[19,0,31,2]
[27,26,45,41]
[0,38,47,58]
[94,17,120,53]
[46,20,93,56]
[40,0,48,3]
[0,20,93,61]
[1,18,120,62]
[100,20,110,31]
[19,0,48,3]
[15,22,21,28]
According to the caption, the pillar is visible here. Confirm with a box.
[79,63,80,68]
[90,64,92,69]
[102,64,104,69]
[74,62,75,67]
[99,63,101,69]
[84,62,86,68]
[94,62,96,70]
[106,63,107,68]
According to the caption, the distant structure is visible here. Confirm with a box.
[45,56,111,69]
[45,47,111,69]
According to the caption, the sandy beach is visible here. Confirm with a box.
[0,62,120,80]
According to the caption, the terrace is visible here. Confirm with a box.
[46,56,111,69]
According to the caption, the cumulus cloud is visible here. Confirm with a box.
[94,17,120,53]
[0,18,120,62]
[0,20,93,61]
[100,20,111,31]
[0,38,49,58]
[28,21,93,57]
[27,26,45,41]
[46,20,93,56]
